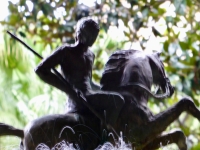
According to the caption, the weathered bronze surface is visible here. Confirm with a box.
[1,18,200,150]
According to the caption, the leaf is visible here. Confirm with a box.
[133,19,143,31]
[186,0,192,7]
[180,125,190,136]
[152,27,162,37]
[41,3,54,16]
[19,31,26,38]
[158,8,166,15]
[8,1,18,13]
[179,41,189,50]
[19,0,26,6]
[8,14,20,25]
[128,0,138,6]
[32,5,38,21]
[163,41,169,52]
[142,7,149,18]
[166,16,174,23]
[174,0,187,15]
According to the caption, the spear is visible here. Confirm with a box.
[6,31,63,79]
[6,31,118,136]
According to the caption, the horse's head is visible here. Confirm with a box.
[147,52,174,98]
[100,50,174,99]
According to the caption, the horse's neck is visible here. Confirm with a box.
[117,89,154,127]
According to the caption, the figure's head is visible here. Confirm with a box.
[75,17,100,46]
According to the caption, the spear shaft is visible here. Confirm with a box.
[7,31,43,59]
[7,31,68,85]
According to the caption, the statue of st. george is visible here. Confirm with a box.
[35,17,124,127]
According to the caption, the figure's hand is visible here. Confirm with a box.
[75,89,87,102]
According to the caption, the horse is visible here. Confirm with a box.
[0,50,200,150]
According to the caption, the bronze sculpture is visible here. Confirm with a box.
[0,17,200,150]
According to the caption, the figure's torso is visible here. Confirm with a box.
[61,47,94,93]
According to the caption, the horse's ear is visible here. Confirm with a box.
[152,50,161,57]
[157,51,161,57]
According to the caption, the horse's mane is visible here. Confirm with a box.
[100,50,166,91]
[100,50,138,90]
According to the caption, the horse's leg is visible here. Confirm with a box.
[142,130,187,150]
[148,97,200,134]
[137,97,200,147]
[0,123,23,137]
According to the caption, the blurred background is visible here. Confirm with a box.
[0,0,199,149]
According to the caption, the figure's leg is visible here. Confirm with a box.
[143,130,187,150]
[140,97,200,143]
[86,92,125,126]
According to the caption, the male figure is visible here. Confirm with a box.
[35,17,124,127]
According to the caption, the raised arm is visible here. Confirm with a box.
[35,46,71,94]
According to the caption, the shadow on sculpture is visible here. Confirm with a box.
[0,17,200,150]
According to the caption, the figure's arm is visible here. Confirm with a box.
[35,46,70,94]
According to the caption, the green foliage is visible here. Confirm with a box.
[0,0,200,149]
[0,31,66,147]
